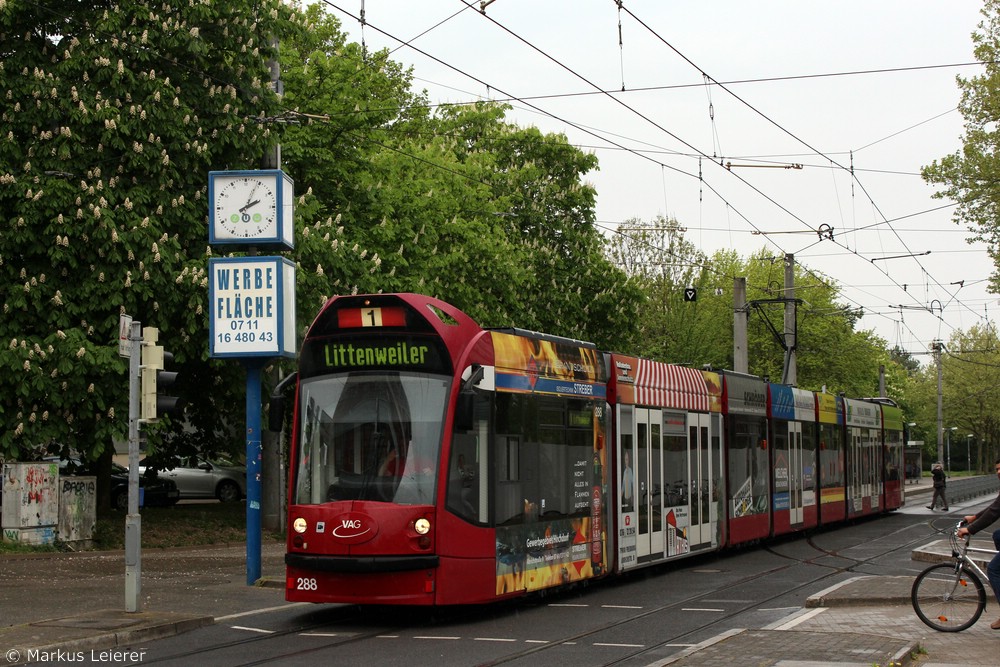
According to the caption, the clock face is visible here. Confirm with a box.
[214,175,278,238]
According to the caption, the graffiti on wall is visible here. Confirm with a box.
[2,463,59,537]
[59,476,97,543]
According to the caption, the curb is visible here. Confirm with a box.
[2,613,213,666]
[643,628,745,666]
[804,576,868,608]
[805,575,914,608]
[256,575,284,589]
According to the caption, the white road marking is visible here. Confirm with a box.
[216,602,310,621]
[230,626,275,634]
[594,642,644,647]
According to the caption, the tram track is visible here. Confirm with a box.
[469,558,813,667]
[121,513,950,667]
[474,515,944,667]
[117,605,408,667]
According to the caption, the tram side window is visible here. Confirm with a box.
[885,429,902,481]
[537,404,568,518]
[728,415,768,516]
[801,425,817,491]
[493,393,595,525]
[495,392,531,525]
[495,435,521,525]
[819,423,843,489]
[447,390,489,525]
[662,414,687,508]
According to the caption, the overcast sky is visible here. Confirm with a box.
[321,1,993,361]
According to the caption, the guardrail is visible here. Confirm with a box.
[909,474,999,504]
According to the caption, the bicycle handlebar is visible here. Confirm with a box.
[951,520,972,549]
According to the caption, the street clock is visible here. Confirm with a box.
[209,169,294,250]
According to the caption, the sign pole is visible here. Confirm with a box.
[208,168,295,587]
[125,319,142,612]
[245,358,265,585]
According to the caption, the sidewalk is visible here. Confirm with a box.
[0,478,996,667]
[0,541,287,665]
[654,477,998,667]
[655,551,997,667]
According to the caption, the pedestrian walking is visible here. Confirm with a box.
[927,462,949,511]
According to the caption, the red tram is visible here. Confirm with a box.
[279,293,905,606]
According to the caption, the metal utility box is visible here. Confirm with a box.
[58,475,97,547]
[1,462,60,545]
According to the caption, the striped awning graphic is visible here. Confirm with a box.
[633,359,710,411]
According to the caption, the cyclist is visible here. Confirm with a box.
[957,457,1000,630]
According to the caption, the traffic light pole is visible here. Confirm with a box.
[126,320,142,612]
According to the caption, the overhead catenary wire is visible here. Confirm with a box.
[613,2,979,332]
[20,1,982,353]
[326,2,988,351]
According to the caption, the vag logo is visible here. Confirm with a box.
[330,511,379,544]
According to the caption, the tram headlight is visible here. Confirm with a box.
[292,517,308,534]
[414,517,431,535]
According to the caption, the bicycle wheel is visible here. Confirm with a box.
[911,562,987,632]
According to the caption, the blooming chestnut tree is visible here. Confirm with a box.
[0,1,303,461]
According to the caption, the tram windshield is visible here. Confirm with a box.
[293,372,450,505]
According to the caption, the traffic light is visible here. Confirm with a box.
[140,327,183,421]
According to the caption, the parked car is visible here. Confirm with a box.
[140,456,246,502]
[44,456,180,511]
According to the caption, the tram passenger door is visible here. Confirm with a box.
[687,413,714,548]
[789,422,804,526]
[868,429,881,511]
[848,427,862,514]
[635,408,664,560]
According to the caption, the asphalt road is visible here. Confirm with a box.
[87,508,942,667]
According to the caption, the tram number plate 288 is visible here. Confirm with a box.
[295,578,318,591]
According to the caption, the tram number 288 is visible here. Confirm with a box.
[295,577,318,591]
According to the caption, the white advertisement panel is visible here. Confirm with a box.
[209,256,296,358]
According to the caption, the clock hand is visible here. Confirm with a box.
[239,199,261,213]
[244,181,260,211]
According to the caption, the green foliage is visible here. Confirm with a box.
[0,2,645,470]
[0,0,303,460]
[606,227,910,398]
[606,216,717,362]
[908,326,1000,471]
[278,7,643,350]
[922,0,1000,292]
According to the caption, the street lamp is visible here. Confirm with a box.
[963,434,970,473]
[946,426,958,473]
